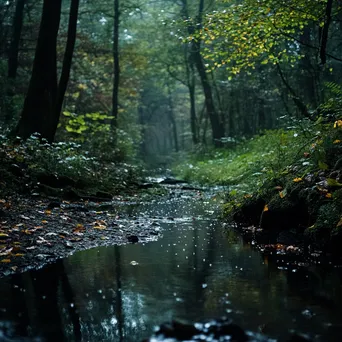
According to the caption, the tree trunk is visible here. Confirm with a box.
[15,0,62,142]
[52,0,80,141]
[182,0,224,147]
[8,0,26,79]
[192,45,224,146]
[167,86,179,152]
[111,0,120,139]
[276,63,312,120]
[184,46,198,145]
[319,0,333,65]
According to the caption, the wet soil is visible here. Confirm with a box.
[0,191,170,278]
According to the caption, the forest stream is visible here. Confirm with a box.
[0,182,342,342]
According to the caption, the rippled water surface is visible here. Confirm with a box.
[1,189,342,341]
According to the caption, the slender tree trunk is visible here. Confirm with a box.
[192,45,224,146]
[111,0,120,139]
[184,46,198,144]
[167,86,179,152]
[52,0,80,141]
[15,0,62,142]
[276,63,312,120]
[182,0,224,147]
[8,0,26,79]
[319,0,333,65]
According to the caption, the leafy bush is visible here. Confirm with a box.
[0,133,141,196]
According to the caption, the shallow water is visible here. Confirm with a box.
[1,190,342,341]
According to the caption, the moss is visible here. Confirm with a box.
[304,203,340,244]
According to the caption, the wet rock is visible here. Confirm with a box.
[127,235,139,243]
[138,183,154,189]
[159,177,186,185]
[36,173,76,188]
[65,241,74,249]
[47,201,61,209]
[95,191,113,200]
[233,197,266,226]
[145,318,312,342]
[9,164,24,177]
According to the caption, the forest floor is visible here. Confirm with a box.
[0,191,166,277]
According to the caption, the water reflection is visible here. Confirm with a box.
[0,196,342,341]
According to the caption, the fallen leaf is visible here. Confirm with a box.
[293,178,303,183]
[0,248,12,256]
[13,253,24,257]
[327,178,342,187]
[11,266,18,271]
[337,217,342,227]
[41,220,48,224]
[263,204,269,212]
[1,259,11,263]
[93,225,106,230]
[325,193,332,198]
[279,190,286,198]
[73,223,85,233]
[333,139,341,144]
[20,215,30,220]
[45,209,52,215]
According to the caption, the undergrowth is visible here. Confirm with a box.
[0,133,143,197]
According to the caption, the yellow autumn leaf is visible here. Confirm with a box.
[1,259,11,263]
[337,217,342,227]
[293,178,303,182]
[279,191,285,198]
[93,225,106,230]
[333,139,341,144]
[41,220,48,224]
[263,204,269,212]
[325,193,332,198]
[333,120,342,128]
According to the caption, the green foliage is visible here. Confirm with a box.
[200,0,326,75]
[174,126,312,191]
[319,82,342,120]
[0,134,141,196]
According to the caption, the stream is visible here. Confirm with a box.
[0,185,342,341]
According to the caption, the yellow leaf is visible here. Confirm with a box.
[334,120,342,128]
[45,209,51,215]
[293,178,303,182]
[41,220,48,224]
[325,193,332,198]
[333,139,341,144]
[279,191,285,198]
[263,204,269,212]
[93,225,106,230]
[337,217,342,227]
[1,259,11,263]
